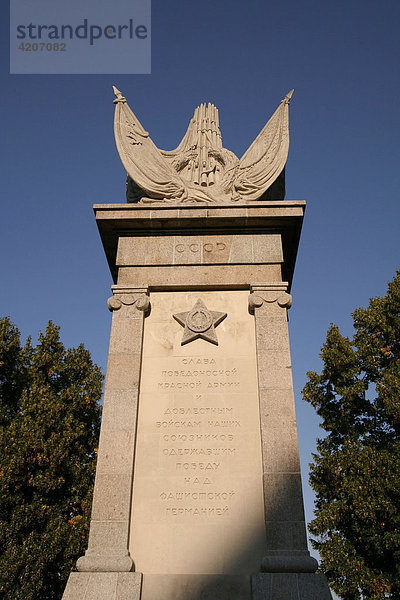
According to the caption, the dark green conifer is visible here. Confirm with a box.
[0,319,102,600]
[303,272,400,599]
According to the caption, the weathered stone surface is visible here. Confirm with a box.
[143,574,251,600]
[94,201,305,286]
[258,388,300,475]
[263,473,306,523]
[251,573,332,599]
[257,350,293,389]
[117,264,282,288]
[264,521,311,553]
[117,234,283,266]
[91,474,132,521]
[254,316,290,351]
[249,282,320,576]
[105,353,142,389]
[75,286,147,578]
[262,433,301,474]
[108,319,144,353]
[261,552,318,573]
[76,553,133,573]
[63,572,142,600]
[258,388,296,422]
[100,389,139,432]
[129,291,266,576]
[95,430,135,475]
[80,520,130,556]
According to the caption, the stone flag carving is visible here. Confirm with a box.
[113,87,293,203]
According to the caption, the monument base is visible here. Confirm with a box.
[142,574,251,600]
[252,573,332,600]
[63,571,332,599]
[62,571,142,599]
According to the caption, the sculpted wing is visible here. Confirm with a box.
[231,90,293,201]
[113,87,187,200]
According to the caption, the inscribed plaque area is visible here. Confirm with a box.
[129,291,266,575]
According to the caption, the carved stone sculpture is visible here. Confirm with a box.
[113,87,293,203]
[62,89,334,600]
[173,298,227,345]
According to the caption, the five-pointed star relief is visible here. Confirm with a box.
[173,299,227,346]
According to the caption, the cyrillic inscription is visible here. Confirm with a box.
[163,448,236,456]
[129,290,265,575]
[175,242,226,253]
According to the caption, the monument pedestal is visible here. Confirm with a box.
[252,574,333,600]
[62,201,332,600]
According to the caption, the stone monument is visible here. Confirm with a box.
[62,90,333,599]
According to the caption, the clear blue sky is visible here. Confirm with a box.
[1,0,399,569]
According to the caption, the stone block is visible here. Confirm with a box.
[253,234,283,263]
[116,234,283,268]
[105,353,141,390]
[63,572,89,599]
[117,235,176,265]
[202,234,233,263]
[85,573,116,599]
[251,573,332,599]
[149,209,179,219]
[77,554,133,573]
[87,520,130,554]
[63,572,142,600]
[261,430,301,473]
[258,393,299,470]
[228,235,254,263]
[96,430,135,475]
[263,473,305,522]
[91,474,132,521]
[261,551,317,573]
[146,236,175,264]
[253,573,299,600]
[247,206,302,218]
[255,317,290,352]
[173,235,202,264]
[108,319,143,354]
[259,389,296,423]
[100,389,139,431]
[142,574,251,600]
[117,264,282,288]
[206,207,247,217]
[178,208,208,218]
[264,521,308,552]
[257,351,293,389]
[116,237,148,265]
[116,572,143,599]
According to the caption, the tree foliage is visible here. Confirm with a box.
[0,318,102,600]
[302,272,400,599]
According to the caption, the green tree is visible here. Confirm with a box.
[302,272,400,599]
[0,318,102,600]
